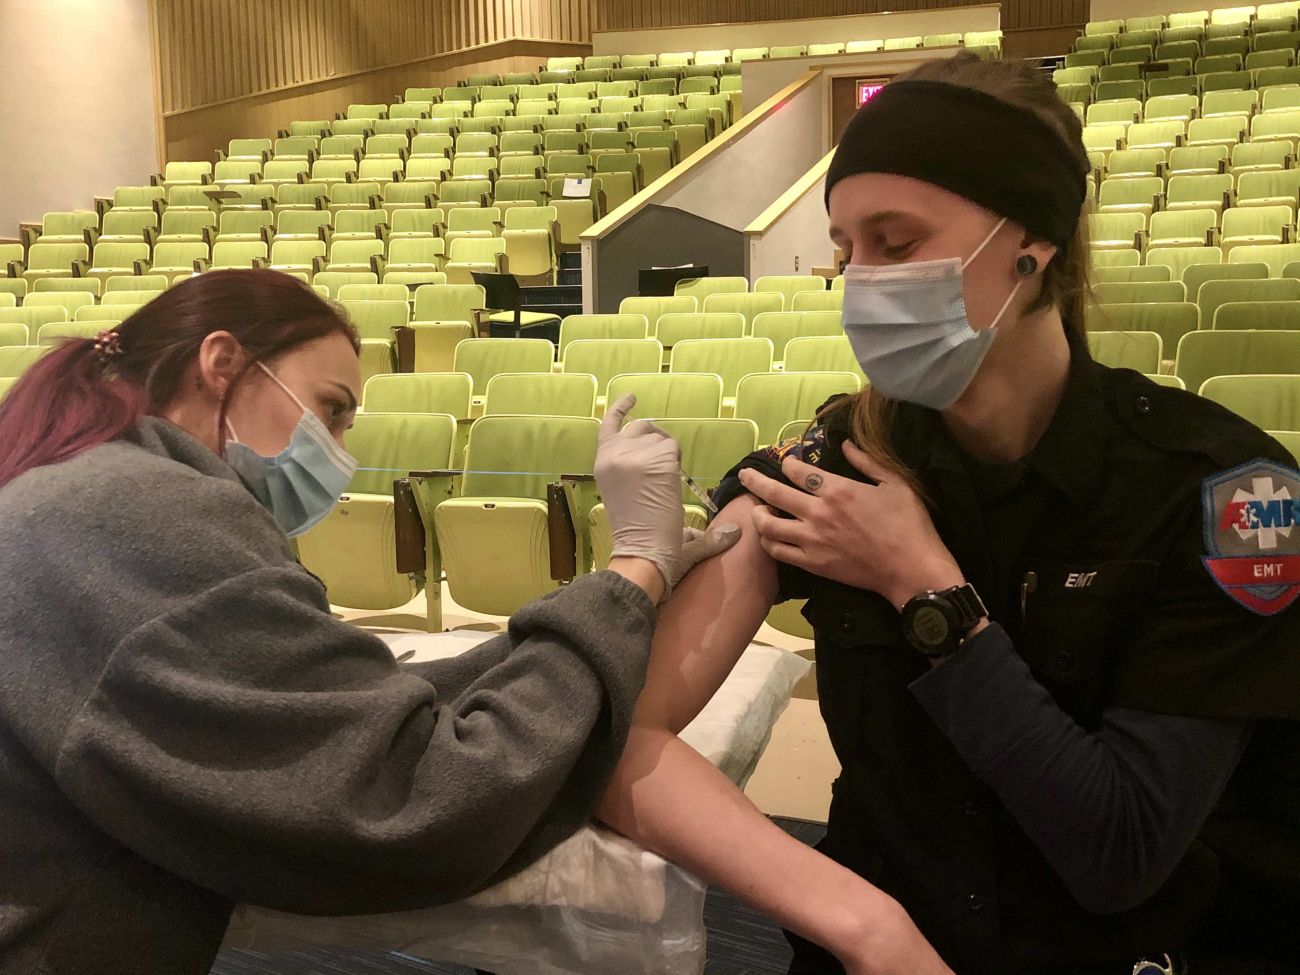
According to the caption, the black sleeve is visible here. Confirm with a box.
[710,400,854,603]
[912,623,1253,914]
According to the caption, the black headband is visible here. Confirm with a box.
[825,80,1089,250]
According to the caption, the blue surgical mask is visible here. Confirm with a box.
[225,363,358,538]
[841,216,1022,410]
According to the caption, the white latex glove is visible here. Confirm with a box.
[596,394,740,593]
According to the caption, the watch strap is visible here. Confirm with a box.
[946,584,988,636]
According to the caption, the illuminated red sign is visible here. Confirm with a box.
[856,80,886,106]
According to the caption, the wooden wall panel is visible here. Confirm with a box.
[156,0,590,116]
[591,0,1085,32]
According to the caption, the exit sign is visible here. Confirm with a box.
[856,80,886,105]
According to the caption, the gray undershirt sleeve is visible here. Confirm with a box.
[910,623,1252,915]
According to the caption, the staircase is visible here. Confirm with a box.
[519,251,583,320]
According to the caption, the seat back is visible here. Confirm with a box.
[656,418,760,501]
[460,414,601,499]
[1178,331,1300,392]
[734,371,863,444]
[673,275,748,304]
[1215,301,1300,330]
[1201,374,1300,431]
[452,337,555,396]
[342,299,410,341]
[1086,302,1199,351]
[561,338,662,393]
[654,312,746,348]
[345,412,457,495]
[669,337,774,396]
[750,310,844,362]
[783,334,860,373]
[0,345,50,377]
[557,314,649,354]
[602,372,722,419]
[362,372,473,418]
[483,372,598,417]
[618,294,698,333]
[413,283,486,325]
[1198,277,1300,326]
[1087,330,1164,372]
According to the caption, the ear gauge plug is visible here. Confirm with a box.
[1016,254,1039,277]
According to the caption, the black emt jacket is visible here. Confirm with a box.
[713,340,1300,973]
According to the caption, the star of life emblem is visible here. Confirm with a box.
[1202,460,1300,616]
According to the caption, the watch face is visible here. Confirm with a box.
[911,604,951,649]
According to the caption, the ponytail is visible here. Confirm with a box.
[0,340,147,490]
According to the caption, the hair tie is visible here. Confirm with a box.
[93,329,124,366]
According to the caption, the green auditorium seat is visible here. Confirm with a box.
[0,345,49,376]
[296,412,455,624]
[750,310,844,368]
[1177,330,1300,392]
[362,372,473,417]
[557,314,650,355]
[734,371,864,444]
[432,414,600,617]
[562,338,663,405]
[604,371,723,420]
[483,371,598,417]
[1086,302,1199,354]
[1215,301,1300,329]
[1087,330,1164,372]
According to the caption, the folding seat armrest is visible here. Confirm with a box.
[311,255,327,274]
[548,482,579,581]
[1223,190,1233,210]
[192,257,210,273]
[334,111,346,121]
[199,174,212,185]
[1206,227,1219,246]
[142,227,158,249]
[1135,229,1148,250]
[150,172,163,186]
[202,226,217,248]
[393,478,428,576]
[408,469,462,513]
[277,128,290,139]
[1285,225,1294,243]
[71,260,89,278]
[375,221,390,242]
[368,193,382,210]
[94,196,113,219]
[248,173,262,185]
[6,260,25,278]
[559,474,600,575]
[370,254,386,276]
[251,256,268,270]
[132,258,152,275]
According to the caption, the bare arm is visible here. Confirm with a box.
[596,497,951,975]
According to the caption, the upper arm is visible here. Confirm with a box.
[634,493,780,734]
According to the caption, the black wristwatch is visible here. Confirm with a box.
[900,584,988,658]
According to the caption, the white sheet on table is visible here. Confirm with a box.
[223,635,810,975]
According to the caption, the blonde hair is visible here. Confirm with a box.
[821,53,1092,485]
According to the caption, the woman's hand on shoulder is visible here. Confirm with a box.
[738,440,964,608]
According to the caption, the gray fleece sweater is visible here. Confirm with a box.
[0,417,656,975]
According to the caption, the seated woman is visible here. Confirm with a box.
[595,54,1300,975]
[0,269,740,974]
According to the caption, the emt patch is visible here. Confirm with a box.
[1202,459,1300,616]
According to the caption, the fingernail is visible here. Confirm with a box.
[716,523,740,539]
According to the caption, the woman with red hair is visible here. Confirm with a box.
[0,269,740,974]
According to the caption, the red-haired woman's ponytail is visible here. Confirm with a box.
[0,339,147,490]
[0,270,357,492]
